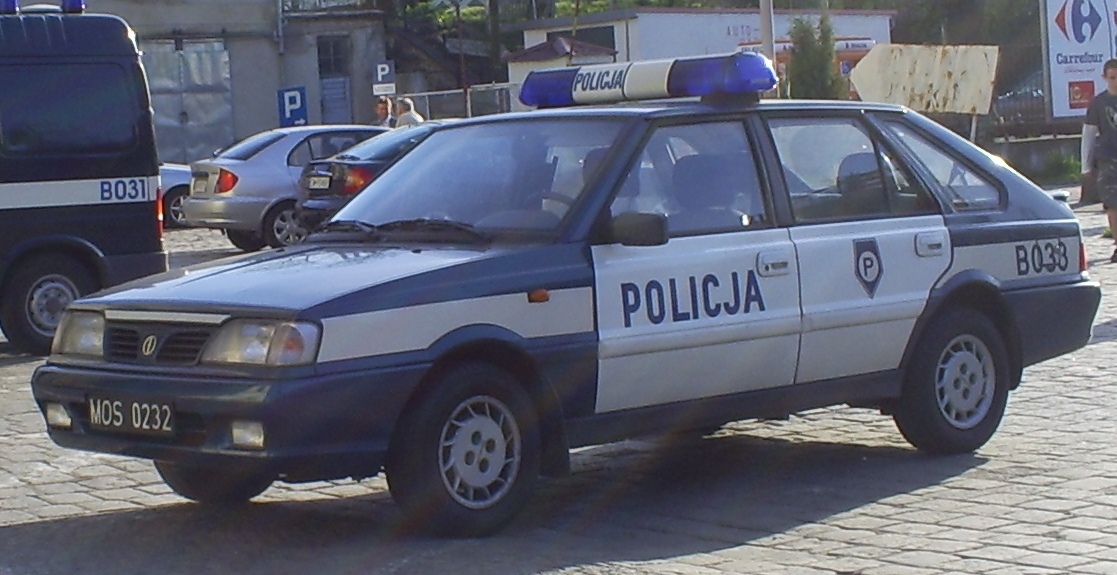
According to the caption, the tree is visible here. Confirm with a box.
[786,13,845,99]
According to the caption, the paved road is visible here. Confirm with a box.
[2,199,1117,575]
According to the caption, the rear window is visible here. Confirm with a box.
[0,63,138,156]
[339,124,437,162]
[218,132,285,161]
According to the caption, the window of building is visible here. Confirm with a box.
[317,35,351,78]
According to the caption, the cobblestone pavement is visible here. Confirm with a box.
[2,196,1117,575]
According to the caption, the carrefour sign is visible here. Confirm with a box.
[1043,0,1115,118]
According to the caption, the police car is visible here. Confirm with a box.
[31,52,1100,537]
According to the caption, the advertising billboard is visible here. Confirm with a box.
[1043,0,1115,118]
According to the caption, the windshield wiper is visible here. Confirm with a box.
[310,219,383,242]
[376,218,491,243]
[334,154,360,161]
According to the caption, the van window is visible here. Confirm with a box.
[0,63,137,156]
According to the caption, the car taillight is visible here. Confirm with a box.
[1080,242,1088,272]
[216,169,239,194]
[343,167,375,195]
[155,186,164,238]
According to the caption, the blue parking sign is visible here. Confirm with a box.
[277,87,308,127]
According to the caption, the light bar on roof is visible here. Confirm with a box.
[0,0,18,14]
[519,52,778,108]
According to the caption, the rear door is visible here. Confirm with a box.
[592,120,801,413]
[763,113,949,383]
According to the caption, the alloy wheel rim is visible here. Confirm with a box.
[935,334,995,430]
[438,395,521,510]
[273,209,307,245]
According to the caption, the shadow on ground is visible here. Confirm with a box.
[0,431,985,575]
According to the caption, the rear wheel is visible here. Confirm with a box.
[162,186,189,229]
[893,308,1010,455]
[262,202,308,248]
[154,461,273,504]
[226,230,267,252]
[0,254,98,355]
[387,362,541,537]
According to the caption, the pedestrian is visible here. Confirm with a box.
[374,96,395,128]
[395,97,424,128]
[1083,58,1117,262]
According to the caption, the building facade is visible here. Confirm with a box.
[93,0,388,163]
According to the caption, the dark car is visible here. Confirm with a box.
[296,121,450,228]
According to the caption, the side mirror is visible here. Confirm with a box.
[611,212,668,247]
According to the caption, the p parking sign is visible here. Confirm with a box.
[373,60,396,96]
[277,87,308,127]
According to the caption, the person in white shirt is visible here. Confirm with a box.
[395,97,424,128]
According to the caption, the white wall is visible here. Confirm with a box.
[636,11,892,60]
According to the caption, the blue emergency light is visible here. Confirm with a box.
[519,52,778,108]
[60,0,83,13]
[0,0,18,14]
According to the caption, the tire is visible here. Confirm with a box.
[893,308,1011,455]
[162,186,189,229]
[0,254,98,355]
[226,230,267,252]
[262,202,308,248]
[387,362,541,537]
[154,461,273,504]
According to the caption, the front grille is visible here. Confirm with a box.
[105,324,216,366]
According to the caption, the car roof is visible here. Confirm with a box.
[266,125,386,137]
[446,98,912,128]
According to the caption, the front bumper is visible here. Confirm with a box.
[1004,279,1101,367]
[182,195,272,232]
[31,362,428,482]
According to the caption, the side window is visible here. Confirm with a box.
[287,141,311,166]
[881,120,1001,210]
[768,117,938,222]
[0,63,137,156]
[608,121,767,237]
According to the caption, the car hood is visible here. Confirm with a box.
[80,244,494,313]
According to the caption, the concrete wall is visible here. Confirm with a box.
[284,17,388,125]
[94,0,278,37]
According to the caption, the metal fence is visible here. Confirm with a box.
[398,83,525,120]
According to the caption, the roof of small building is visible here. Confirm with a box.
[505,35,617,63]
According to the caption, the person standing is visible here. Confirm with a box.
[395,97,424,128]
[374,96,395,128]
[1083,58,1117,262]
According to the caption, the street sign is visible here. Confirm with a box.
[373,60,396,96]
[277,86,308,127]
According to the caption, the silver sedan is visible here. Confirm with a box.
[182,125,386,251]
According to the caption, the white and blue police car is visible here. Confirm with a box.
[32,52,1101,536]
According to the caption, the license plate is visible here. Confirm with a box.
[88,396,175,437]
[191,177,208,194]
[308,176,331,190]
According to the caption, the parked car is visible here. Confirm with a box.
[296,121,451,229]
[159,162,192,229]
[181,125,387,251]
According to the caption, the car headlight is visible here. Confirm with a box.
[201,320,320,366]
[52,311,105,356]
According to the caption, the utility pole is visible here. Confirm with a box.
[760,0,775,61]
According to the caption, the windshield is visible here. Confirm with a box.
[338,123,438,161]
[333,119,625,233]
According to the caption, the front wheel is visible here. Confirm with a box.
[0,254,98,355]
[387,362,541,537]
[154,461,273,504]
[893,308,1010,455]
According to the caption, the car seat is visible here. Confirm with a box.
[667,154,748,233]
[836,152,888,217]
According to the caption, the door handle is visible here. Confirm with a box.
[757,250,792,277]
[915,231,946,257]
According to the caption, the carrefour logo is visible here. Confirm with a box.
[1055,0,1103,43]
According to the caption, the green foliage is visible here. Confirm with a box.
[786,14,845,99]
[1021,153,1082,186]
